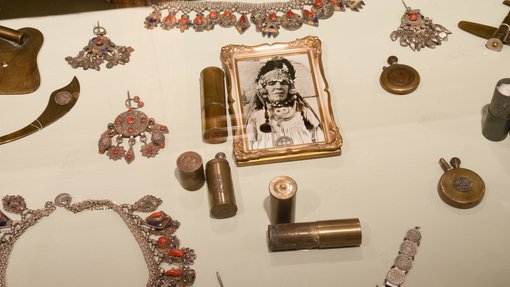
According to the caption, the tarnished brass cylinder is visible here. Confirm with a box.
[206,152,237,219]
[269,176,297,224]
[0,25,26,45]
[200,67,228,144]
[482,78,510,141]
[267,218,362,252]
[176,151,205,191]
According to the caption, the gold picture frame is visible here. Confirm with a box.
[221,36,342,166]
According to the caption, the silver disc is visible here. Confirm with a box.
[54,193,72,207]
[386,268,406,286]
[405,228,422,243]
[394,254,413,271]
[400,240,418,257]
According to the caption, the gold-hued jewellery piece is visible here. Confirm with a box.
[0,194,196,287]
[378,227,422,287]
[98,92,168,164]
[66,23,134,71]
[390,1,451,51]
[145,0,365,38]
[438,157,486,209]
[380,56,420,95]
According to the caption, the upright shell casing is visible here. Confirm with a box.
[269,176,297,225]
[200,67,228,144]
[482,78,510,141]
[205,152,238,218]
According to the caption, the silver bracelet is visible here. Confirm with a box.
[380,227,422,287]
[0,194,196,287]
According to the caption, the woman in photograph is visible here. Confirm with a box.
[246,56,324,149]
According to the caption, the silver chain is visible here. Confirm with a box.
[154,0,316,14]
[0,195,194,287]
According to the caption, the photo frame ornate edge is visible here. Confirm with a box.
[220,36,343,167]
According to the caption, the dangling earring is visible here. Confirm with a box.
[390,0,451,51]
[259,100,272,133]
[98,92,168,164]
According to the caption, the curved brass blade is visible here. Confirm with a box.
[0,77,80,145]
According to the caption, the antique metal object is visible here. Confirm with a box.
[458,1,510,52]
[438,157,486,209]
[379,227,422,287]
[0,25,43,95]
[267,218,361,252]
[380,56,420,95]
[390,1,451,51]
[66,23,134,71]
[145,0,365,37]
[176,151,206,191]
[482,78,510,141]
[98,92,168,164]
[0,194,196,287]
[205,152,238,219]
[269,176,297,224]
[0,77,80,145]
[200,67,228,144]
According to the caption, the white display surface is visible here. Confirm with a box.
[1,1,509,286]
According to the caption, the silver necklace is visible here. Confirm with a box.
[0,194,196,287]
[144,0,365,37]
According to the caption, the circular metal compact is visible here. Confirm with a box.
[380,56,420,95]
[437,157,486,209]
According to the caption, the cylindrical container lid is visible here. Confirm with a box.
[176,151,205,191]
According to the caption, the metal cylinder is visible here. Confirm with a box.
[0,25,26,45]
[205,152,237,219]
[267,218,362,252]
[269,176,297,224]
[482,78,510,141]
[176,151,205,191]
[200,67,228,144]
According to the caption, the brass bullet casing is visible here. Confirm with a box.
[267,218,362,252]
[200,67,228,144]
[482,78,510,141]
[438,157,486,209]
[380,56,420,95]
[205,152,238,219]
[269,176,297,224]
[176,151,205,191]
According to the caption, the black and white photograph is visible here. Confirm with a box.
[237,54,325,150]
[221,36,343,166]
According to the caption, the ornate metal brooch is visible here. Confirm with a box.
[66,23,134,71]
[144,0,365,38]
[0,194,196,287]
[98,92,168,164]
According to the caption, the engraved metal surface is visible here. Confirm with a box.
[405,228,422,243]
[54,91,73,105]
[394,255,413,271]
[453,176,473,192]
[113,110,149,137]
[54,193,72,207]
[386,268,406,286]
[399,240,418,257]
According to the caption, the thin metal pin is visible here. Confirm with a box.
[216,272,224,287]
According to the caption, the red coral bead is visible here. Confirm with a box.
[95,38,103,45]
[179,18,188,24]
[150,211,162,218]
[115,119,121,124]
[133,96,140,101]
[304,10,313,18]
[313,0,324,8]
[157,237,170,245]
[147,145,154,152]
[210,11,218,19]
[286,10,295,18]
[409,13,418,21]
[240,15,246,24]
[126,153,133,159]
[127,117,135,124]
[165,269,183,277]
[196,15,203,24]
[224,10,231,17]
[269,13,277,21]
[168,249,185,257]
